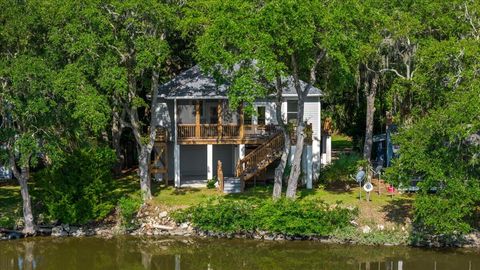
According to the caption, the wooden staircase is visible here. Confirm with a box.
[235,131,285,183]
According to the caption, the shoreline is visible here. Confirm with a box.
[2,207,479,249]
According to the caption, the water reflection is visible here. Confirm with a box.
[0,241,38,270]
[0,237,479,270]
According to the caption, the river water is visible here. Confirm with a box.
[0,236,479,270]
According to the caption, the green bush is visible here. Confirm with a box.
[118,195,142,229]
[319,152,362,184]
[0,216,15,228]
[385,89,480,235]
[172,198,357,236]
[254,199,356,235]
[332,226,410,245]
[206,177,217,189]
[35,146,116,225]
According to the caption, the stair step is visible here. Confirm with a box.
[224,179,242,184]
[236,131,285,182]
[223,177,242,194]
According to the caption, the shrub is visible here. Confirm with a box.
[172,198,255,232]
[206,177,217,189]
[35,146,116,224]
[172,198,357,236]
[254,199,356,236]
[0,216,15,228]
[385,89,480,235]
[118,195,142,229]
[331,226,410,245]
[319,152,362,184]
[412,183,478,235]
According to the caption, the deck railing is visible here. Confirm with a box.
[235,131,285,180]
[176,123,305,141]
[200,124,218,138]
[177,124,196,138]
[177,124,276,140]
[222,124,240,137]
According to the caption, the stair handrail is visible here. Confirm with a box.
[235,130,285,178]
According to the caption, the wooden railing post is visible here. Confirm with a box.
[195,101,201,138]
[239,103,244,139]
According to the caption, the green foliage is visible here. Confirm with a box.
[191,0,360,112]
[386,86,480,235]
[172,198,357,236]
[206,177,217,189]
[254,199,356,236]
[35,146,117,225]
[319,153,362,184]
[332,226,410,246]
[0,216,15,229]
[118,195,142,229]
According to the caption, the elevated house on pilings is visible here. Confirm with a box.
[150,65,331,190]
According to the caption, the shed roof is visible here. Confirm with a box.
[157,65,322,99]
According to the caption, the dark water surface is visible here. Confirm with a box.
[0,236,479,270]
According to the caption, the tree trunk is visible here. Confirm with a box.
[8,147,35,234]
[112,108,124,175]
[127,70,159,202]
[363,72,379,161]
[273,134,290,199]
[273,76,289,199]
[138,147,152,201]
[12,162,35,234]
[286,96,305,199]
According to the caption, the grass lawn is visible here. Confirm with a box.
[0,175,140,228]
[147,179,414,227]
[332,134,353,150]
[0,182,22,227]
[1,172,414,229]
[105,173,415,227]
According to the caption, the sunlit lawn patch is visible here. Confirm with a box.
[331,134,353,150]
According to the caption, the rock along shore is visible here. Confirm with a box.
[2,204,480,248]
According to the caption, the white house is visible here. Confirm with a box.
[151,65,330,189]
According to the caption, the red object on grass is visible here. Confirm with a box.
[387,185,395,193]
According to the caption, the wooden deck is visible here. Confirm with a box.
[177,124,279,145]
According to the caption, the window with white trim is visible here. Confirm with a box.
[287,100,298,124]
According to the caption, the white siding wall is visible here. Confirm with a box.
[304,97,321,178]
[152,100,174,140]
[280,97,322,179]
[251,101,277,125]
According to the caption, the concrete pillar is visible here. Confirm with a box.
[174,144,180,188]
[207,144,213,180]
[306,145,313,189]
[239,144,245,160]
[312,140,320,179]
[174,98,180,188]
[236,144,246,176]
[326,134,332,164]
[321,134,327,165]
